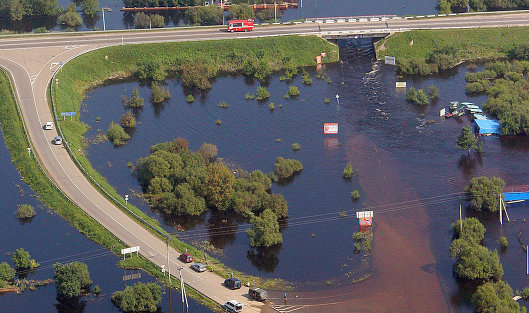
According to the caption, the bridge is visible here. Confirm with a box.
[1,12,529,312]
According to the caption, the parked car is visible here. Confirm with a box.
[249,287,268,301]
[44,122,53,130]
[223,300,243,313]
[53,136,62,145]
[224,277,241,290]
[179,253,193,263]
[190,263,206,272]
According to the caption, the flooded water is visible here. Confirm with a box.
[0,122,213,311]
[0,0,438,32]
[79,37,529,311]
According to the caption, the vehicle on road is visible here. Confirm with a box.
[224,277,242,290]
[249,287,268,301]
[190,263,206,272]
[179,253,193,263]
[44,122,53,130]
[53,136,62,145]
[223,300,243,312]
[228,19,254,32]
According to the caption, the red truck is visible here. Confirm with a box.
[228,19,254,32]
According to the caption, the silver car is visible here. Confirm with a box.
[53,136,62,145]
[190,263,206,272]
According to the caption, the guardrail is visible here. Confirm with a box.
[49,49,168,240]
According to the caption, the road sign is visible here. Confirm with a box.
[356,211,374,227]
[60,112,76,116]
[440,108,446,117]
[316,56,322,64]
[396,82,406,88]
[324,123,338,134]
[121,246,140,259]
[385,56,396,65]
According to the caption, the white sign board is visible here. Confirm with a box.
[121,246,140,257]
[385,56,396,65]
[324,123,338,134]
[396,82,406,88]
[356,211,374,219]
[440,108,446,117]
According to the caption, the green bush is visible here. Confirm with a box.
[405,87,429,105]
[473,281,523,313]
[33,27,47,33]
[451,217,485,244]
[119,111,136,128]
[465,80,489,94]
[15,204,36,219]
[0,262,15,282]
[186,94,195,103]
[324,98,330,104]
[150,14,164,28]
[137,60,167,82]
[342,163,353,178]
[269,102,275,110]
[274,157,303,180]
[215,119,222,125]
[256,86,271,101]
[92,285,101,296]
[247,209,282,247]
[351,190,360,200]
[498,236,508,248]
[107,122,130,146]
[218,101,229,108]
[54,262,92,298]
[123,88,144,108]
[180,63,211,90]
[291,142,301,150]
[427,85,440,99]
[287,86,300,97]
[12,248,39,269]
[111,282,161,312]
[302,72,312,85]
[521,287,529,299]
[151,82,171,103]
[397,58,432,75]
[59,11,82,28]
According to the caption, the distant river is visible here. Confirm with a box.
[0,0,438,32]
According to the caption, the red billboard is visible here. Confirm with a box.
[324,123,338,134]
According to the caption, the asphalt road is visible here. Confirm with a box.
[0,12,529,312]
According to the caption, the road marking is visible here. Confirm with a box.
[270,304,306,313]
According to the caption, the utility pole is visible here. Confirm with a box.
[499,194,503,225]
[527,245,528,275]
[301,0,303,20]
[178,267,188,313]
[221,0,224,25]
[102,7,106,31]
[274,1,277,23]
[166,236,171,285]
[459,196,463,234]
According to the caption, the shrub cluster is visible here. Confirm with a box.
[180,63,212,90]
[134,12,164,29]
[405,87,429,106]
[135,139,288,219]
[256,86,271,101]
[15,204,36,219]
[465,176,505,212]
[107,122,130,146]
[122,88,144,108]
[151,82,171,103]
[119,111,136,128]
[111,282,161,313]
[273,157,302,180]
[137,60,167,82]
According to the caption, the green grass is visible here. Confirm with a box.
[51,37,332,291]
[377,27,529,64]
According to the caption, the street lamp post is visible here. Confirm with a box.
[102,7,111,31]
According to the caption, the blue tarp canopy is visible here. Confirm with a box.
[504,192,529,201]
[474,119,501,135]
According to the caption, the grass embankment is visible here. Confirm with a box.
[52,35,337,290]
[0,69,224,311]
[377,27,529,73]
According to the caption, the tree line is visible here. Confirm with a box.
[438,0,529,14]
[0,0,99,21]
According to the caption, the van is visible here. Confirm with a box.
[224,277,241,290]
[249,287,267,301]
[179,253,193,263]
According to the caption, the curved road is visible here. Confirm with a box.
[1,12,529,312]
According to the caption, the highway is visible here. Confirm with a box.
[0,12,529,312]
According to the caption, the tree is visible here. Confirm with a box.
[53,262,92,298]
[247,209,282,247]
[174,183,207,215]
[204,162,235,210]
[0,262,15,282]
[228,4,255,20]
[81,0,99,17]
[427,85,440,99]
[456,125,480,154]
[119,111,136,128]
[21,0,58,16]
[186,6,222,26]
[9,0,25,20]
[472,281,525,313]
[137,60,167,81]
[256,86,270,101]
[150,14,164,28]
[198,143,218,163]
[12,248,38,269]
[449,238,503,280]
[452,217,485,244]
[465,176,505,212]
[134,12,150,28]
[107,122,130,146]
[59,9,82,28]
[151,82,171,103]
[180,62,211,90]
[111,282,161,313]
[439,0,452,13]
[274,157,303,180]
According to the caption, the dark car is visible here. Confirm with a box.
[249,287,268,301]
[224,277,242,290]
[179,253,193,263]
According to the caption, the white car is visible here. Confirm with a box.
[53,136,63,145]
[45,122,53,130]
[224,300,243,313]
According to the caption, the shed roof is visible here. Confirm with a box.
[465,104,480,109]
[473,114,487,120]
[475,119,501,135]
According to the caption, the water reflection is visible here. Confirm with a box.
[247,245,282,273]
[55,297,87,313]
[457,153,483,177]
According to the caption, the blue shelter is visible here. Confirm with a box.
[474,119,501,135]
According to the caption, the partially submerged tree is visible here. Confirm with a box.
[465,176,505,212]
[456,125,480,154]
[111,282,161,313]
[53,262,92,298]
[247,209,282,247]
